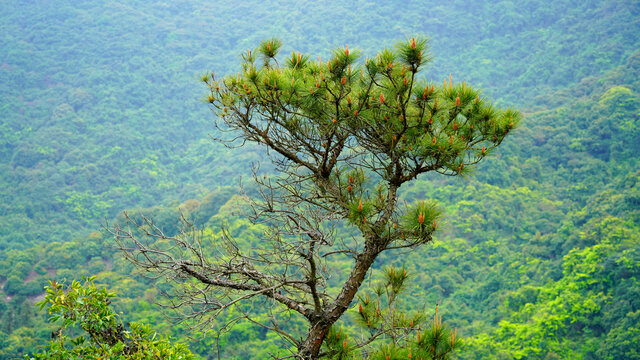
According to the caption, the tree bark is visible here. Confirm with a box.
[298,320,331,360]
[297,240,382,359]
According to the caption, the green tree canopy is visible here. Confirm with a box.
[112,36,519,359]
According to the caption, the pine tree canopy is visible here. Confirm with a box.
[114,37,520,359]
[204,36,520,189]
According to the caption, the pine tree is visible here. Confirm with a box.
[111,36,519,359]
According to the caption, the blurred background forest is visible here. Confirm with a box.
[1,0,639,359]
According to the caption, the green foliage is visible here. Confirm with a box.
[3,276,23,296]
[462,177,640,359]
[206,37,520,182]
[323,268,462,360]
[401,201,441,244]
[27,277,195,360]
[0,0,639,358]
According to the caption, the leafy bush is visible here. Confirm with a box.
[27,277,195,360]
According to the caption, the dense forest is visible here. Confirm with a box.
[1,0,639,359]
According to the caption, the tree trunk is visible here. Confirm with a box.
[297,241,382,359]
[298,321,331,359]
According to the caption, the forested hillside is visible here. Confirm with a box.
[1,1,638,359]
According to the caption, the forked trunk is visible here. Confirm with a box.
[297,243,382,359]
